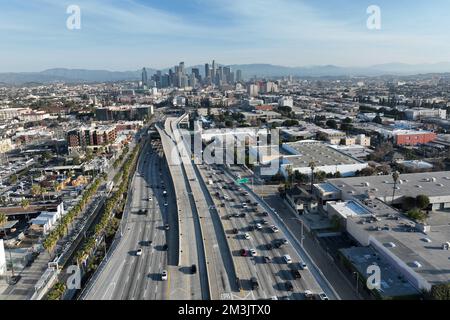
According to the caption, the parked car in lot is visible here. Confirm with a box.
[250,248,257,256]
[244,233,251,240]
[136,248,143,256]
[232,228,238,234]
[300,262,308,270]
[240,249,248,256]
[283,255,292,264]
[256,223,262,230]
[271,225,279,233]
[264,256,272,263]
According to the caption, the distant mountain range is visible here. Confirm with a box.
[2,62,450,85]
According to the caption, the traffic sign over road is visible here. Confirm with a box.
[236,178,250,184]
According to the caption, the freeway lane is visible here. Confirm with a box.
[198,164,322,299]
[85,138,201,300]
[157,125,206,300]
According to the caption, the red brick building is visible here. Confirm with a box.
[394,131,437,146]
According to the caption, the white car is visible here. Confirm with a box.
[250,248,257,257]
[271,225,279,233]
[164,203,168,206]
[161,270,168,281]
[318,292,329,300]
[283,255,292,264]
[148,197,153,201]
[136,248,143,256]
[244,233,251,240]
[256,223,262,230]
[300,262,308,270]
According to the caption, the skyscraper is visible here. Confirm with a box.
[204,63,210,81]
[141,67,148,87]
[236,69,243,82]
[212,60,216,84]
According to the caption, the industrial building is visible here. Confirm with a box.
[279,141,369,178]
[321,171,450,210]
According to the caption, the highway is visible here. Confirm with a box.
[197,163,323,300]
[84,136,202,300]
[165,116,236,300]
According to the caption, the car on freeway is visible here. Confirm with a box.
[250,248,257,257]
[264,256,272,263]
[271,225,279,233]
[256,223,262,230]
[136,248,143,256]
[244,233,251,240]
[161,270,168,281]
[318,292,329,300]
[285,281,294,292]
[304,290,314,300]
[250,277,259,290]
[283,255,292,264]
[240,249,248,257]
[291,270,301,279]
[300,262,308,270]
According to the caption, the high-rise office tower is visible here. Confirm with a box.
[205,63,210,80]
[236,69,242,82]
[212,60,216,84]
[192,68,201,82]
[179,62,185,75]
[141,67,148,87]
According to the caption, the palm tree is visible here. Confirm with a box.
[392,171,400,203]
[20,199,30,210]
[309,161,316,193]
[0,212,7,237]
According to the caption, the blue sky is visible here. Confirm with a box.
[0,0,449,72]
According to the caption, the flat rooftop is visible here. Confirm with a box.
[329,171,450,203]
[347,203,450,287]
[340,246,421,298]
[282,141,363,168]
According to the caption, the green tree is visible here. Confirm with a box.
[416,195,430,210]
[407,208,427,222]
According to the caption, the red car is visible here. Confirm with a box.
[240,249,248,257]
